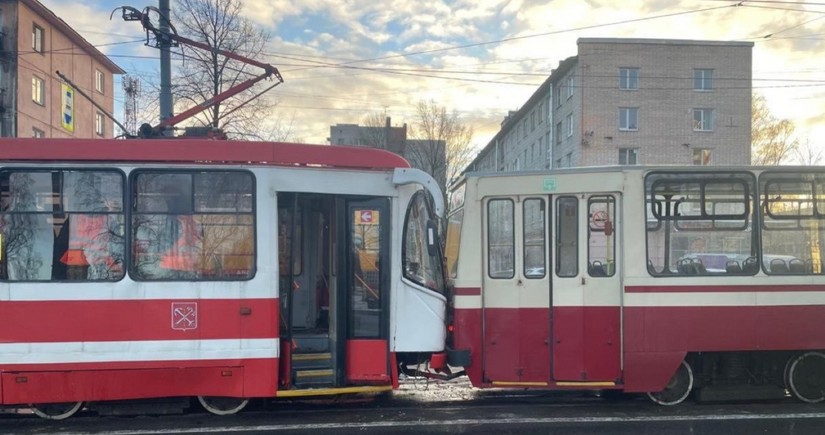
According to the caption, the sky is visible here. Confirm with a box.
[40,0,825,160]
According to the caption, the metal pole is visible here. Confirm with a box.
[159,0,173,135]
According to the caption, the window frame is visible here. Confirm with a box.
[693,108,714,132]
[692,148,712,166]
[487,198,515,279]
[555,196,579,277]
[565,113,573,138]
[402,190,445,293]
[95,112,105,137]
[32,127,45,138]
[129,169,257,282]
[95,69,104,94]
[0,167,127,282]
[694,68,713,91]
[32,23,44,54]
[32,75,45,106]
[619,148,639,165]
[619,67,639,90]
[619,107,639,131]
[523,198,546,279]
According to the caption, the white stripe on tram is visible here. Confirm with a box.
[44,411,825,434]
[0,339,279,365]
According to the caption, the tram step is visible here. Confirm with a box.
[695,384,787,402]
[294,368,335,386]
[292,335,330,353]
[292,352,333,370]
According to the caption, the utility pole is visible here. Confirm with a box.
[158,0,173,135]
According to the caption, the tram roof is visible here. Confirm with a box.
[460,165,825,180]
[0,138,411,170]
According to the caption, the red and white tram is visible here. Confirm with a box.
[0,138,446,419]
[446,166,825,405]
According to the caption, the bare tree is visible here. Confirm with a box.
[794,139,824,166]
[171,0,278,138]
[408,100,475,198]
[752,93,799,165]
[359,110,391,149]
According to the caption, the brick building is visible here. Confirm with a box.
[466,38,753,173]
[0,0,124,138]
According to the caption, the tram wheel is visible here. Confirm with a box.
[787,352,825,403]
[646,360,694,406]
[197,396,249,415]
[30,401,83,420]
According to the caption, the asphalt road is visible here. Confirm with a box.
[2,389,825,434]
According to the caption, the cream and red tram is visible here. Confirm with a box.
[0,138,446,419]
[446,166,825,404]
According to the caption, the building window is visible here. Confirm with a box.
[523,120,527,138]
[566,76,574,99]
[565,152,572,167]
[32,76,45,105]
[32,127,45,138]
[95,112,105,136]
[693,108,714,131]
[694,69,713,91]
[555,121,562,144]
[538,104,543,123]
[32,24,44,53]
[619,148,639,165]
[95,70,104,94]
[692,148,712,165]
[531,111,535,131]
[555,85,562,107]
[619,107,639,131]
[619,67,639,90]
[555,158,561,168]
[565,113,573,137]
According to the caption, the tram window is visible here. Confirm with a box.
[556,196,578,277]
[645,172,755,277]
[131,170,255,281]
[403,191,445,292]
[588,196,615,277]
[487,199,514,279]
[445,208,463,279]
[760,171,825,275]
[523,198,546,278]
[0,169,125,282]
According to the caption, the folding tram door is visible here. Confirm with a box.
[278,194,391,391]
[481,192,621,386]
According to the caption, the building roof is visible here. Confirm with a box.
[577,37,754,48]
[21,0,125,74]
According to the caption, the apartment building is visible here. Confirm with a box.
[0,0,124,138]
[329,118,447,188]
[467,38,753,172]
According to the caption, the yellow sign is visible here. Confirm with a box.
[61,84,74,132]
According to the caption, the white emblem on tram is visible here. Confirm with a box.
[171,302,198,331]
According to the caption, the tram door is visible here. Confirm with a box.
[278,194,390,389]
[551,193,621,383]
[482,196,552,384]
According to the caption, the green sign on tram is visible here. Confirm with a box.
[543,177,557,192]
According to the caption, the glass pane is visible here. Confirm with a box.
[351,206,383,338]
[403,192,444,292]
[523,199,545,278]
[1,171,56,212]
[194,172,253,213]
[446,209,464,279]
[556,196,578,277]
[135,173,193,213]
[588,196,615,277]
[63,171,123,212]
[487,199,514,279]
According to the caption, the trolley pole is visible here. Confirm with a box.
[158,0,173,135]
